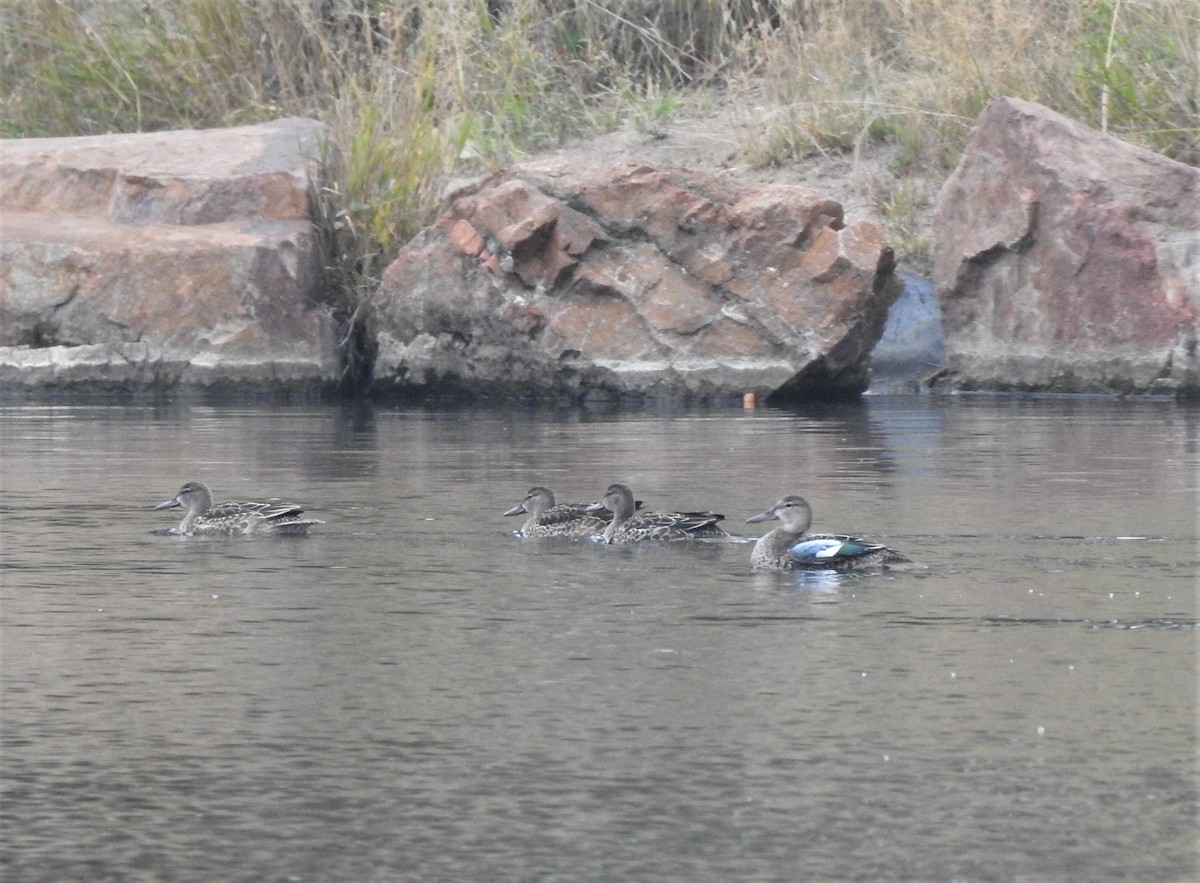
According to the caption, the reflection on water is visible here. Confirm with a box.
[1,395,1197,882]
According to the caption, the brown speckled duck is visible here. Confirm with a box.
[503,487,611,538]
[154,481,322,537]
[587,483,726,544]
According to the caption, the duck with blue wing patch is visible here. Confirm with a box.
[746,495,911,571]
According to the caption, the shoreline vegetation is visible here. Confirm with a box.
[4,0,1198,354]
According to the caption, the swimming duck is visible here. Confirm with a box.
[504,487,611,538]
[154,481,323,536]
[587,483,727,544]
[503,487,646,537]
[746,495,911,571]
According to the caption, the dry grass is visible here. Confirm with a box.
[733,0,1198,270]
[2,0,1196,319]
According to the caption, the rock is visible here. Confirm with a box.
[868,272,946,394]
[372,160,901,402]
[933,97,1200,396]
[0,118,339,392]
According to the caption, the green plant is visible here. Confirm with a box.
[627,83,681,137]
[868,176,935,275]
[1074,0,1199,161]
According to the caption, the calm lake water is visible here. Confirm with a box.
[1,395,1197,883]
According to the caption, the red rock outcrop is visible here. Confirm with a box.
[0,118,338,391]
[372,160,900,401]
[934,97,1199,395]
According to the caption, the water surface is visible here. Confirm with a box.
[1,396,1197,882]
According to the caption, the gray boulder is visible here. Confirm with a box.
[869,272,945,394]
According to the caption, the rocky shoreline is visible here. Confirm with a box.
[1,99,1196,400]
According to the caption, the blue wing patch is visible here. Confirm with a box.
[790,537,880,563]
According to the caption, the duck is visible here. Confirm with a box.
[503,486,647,537]
[154,481,323,536]
[503,486,611,538]
[746,495,911,571]
[586,483,727,544]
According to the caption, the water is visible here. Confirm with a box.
[1,395,1197,883]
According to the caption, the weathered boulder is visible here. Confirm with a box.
[372,160,901,402]
[933,97,1200,395]
[0,118,339,392]
[868,272,945,394]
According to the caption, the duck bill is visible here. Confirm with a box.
[584,501,608,514]
[502,503,527,517]
[154,498,182,510]
[745,509,777,524]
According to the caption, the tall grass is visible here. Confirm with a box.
[2,0,1196,332]
[739,0,1197,166]
[735,0,1198,268]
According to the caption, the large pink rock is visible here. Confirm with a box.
[0,118,338,391]
[934,97,1200,395]
[372,160,900,401]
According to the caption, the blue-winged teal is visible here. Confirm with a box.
[587,483,727,544]
[504,486,611,538]
[154,481,323,536]
[746,495,911,571]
